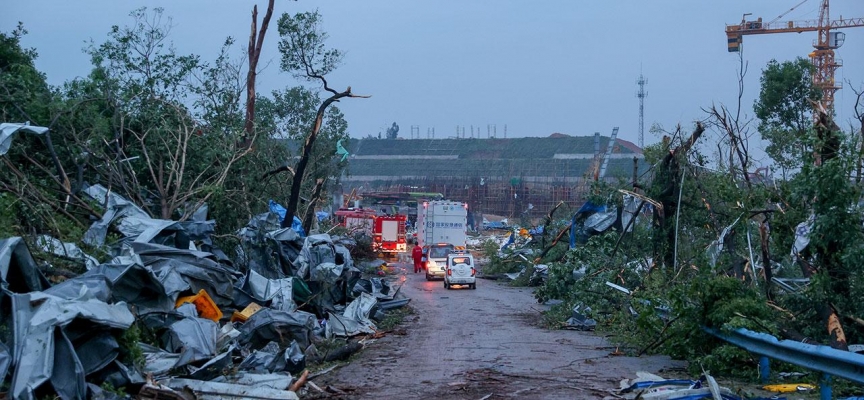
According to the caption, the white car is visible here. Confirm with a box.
[444,252,476,290]
[425,243,455,280]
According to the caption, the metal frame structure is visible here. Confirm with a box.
[725,0,864,112]
[705,326,864,400]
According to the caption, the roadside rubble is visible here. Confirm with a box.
[0,191,411,399]
[607,371,786,400]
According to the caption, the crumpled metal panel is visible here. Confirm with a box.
[159,378,299,400]
[140,343,181,377]
[210,372,292,390]
[309,262,343,284]
[133,242,237,307]
[73,331,120,375]
[296,234,336,279]
[244,269,294,312]
[238,308,316,350]
[0,122,48,155]
[81,184,151,246]
[584,206,618,233]
[94,262,182,314]
[10,291,134,400]
[326,292,378,338]
[50,329,86,400]
[162,317,218,368]
[36,235,99,270]
[0,237,50,293]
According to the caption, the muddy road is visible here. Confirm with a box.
[316,262,686,399]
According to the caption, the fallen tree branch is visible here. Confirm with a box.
[535,223,572,262]
[289,369,310,392]
[637,316,681,356]
[308,363,344,380]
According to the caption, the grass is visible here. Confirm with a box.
[376,305,414,331]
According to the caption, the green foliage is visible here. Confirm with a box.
[754,58,821,170]
[386,122,399,139]
[349,232,376,262]
[376,305,414,331]
[100,381,126,396]
[277,11,343,80]
[117,323,149,369]
[0,194,20,237]
[0,23,52,123]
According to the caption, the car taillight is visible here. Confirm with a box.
[471,268,476,276]
[447,269,452,276]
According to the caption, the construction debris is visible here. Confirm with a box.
[0,188,411,398]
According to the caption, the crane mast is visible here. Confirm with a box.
[725,0,864,112]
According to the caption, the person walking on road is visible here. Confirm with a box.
[412,244,423,273]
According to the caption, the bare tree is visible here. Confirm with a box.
[243,0,275,142]
[131,102,256,219]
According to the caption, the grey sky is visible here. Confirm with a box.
[3,1,863,166]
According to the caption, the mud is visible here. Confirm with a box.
[313,262,687,399]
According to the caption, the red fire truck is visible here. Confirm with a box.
[333,208,407,256]
[372,214,407,254]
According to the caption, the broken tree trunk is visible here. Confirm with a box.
[283,87,368,228]
[301,178,325,234]
[652,123,704,271]
[324,341,362,362]
[810,100,849,351]
[539,200,565,249]
[243,0,274,143]
[759,220,773,301]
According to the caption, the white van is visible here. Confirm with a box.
[444,251,476,290]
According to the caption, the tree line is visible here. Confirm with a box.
[1,5,360,245]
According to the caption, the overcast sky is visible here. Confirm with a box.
[3,1,863,164]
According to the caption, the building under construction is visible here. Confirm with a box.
[339,133,646,220]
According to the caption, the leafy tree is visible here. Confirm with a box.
[754,58,821,171]
[276,10,368,232]
[78,7,255,220]
[0,23,52,124]
[386,122,399,139]
[0,24,90,238]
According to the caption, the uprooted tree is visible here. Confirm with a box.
[275,10,368,232]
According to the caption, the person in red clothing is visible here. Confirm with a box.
[412,244,424,273]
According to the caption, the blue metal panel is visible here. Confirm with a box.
[704,327,864,384]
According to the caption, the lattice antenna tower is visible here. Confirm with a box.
[636,73,647,148]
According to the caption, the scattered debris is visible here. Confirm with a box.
[0,185,411,397]
[565,305,597,331]
[761,383,816,393]
[611,371,786,400]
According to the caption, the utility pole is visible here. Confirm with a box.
[636,73,647,149]
[411,125,420,139]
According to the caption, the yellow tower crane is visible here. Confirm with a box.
[725,0,864,112]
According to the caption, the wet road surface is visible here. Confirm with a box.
[315,262,686,399]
